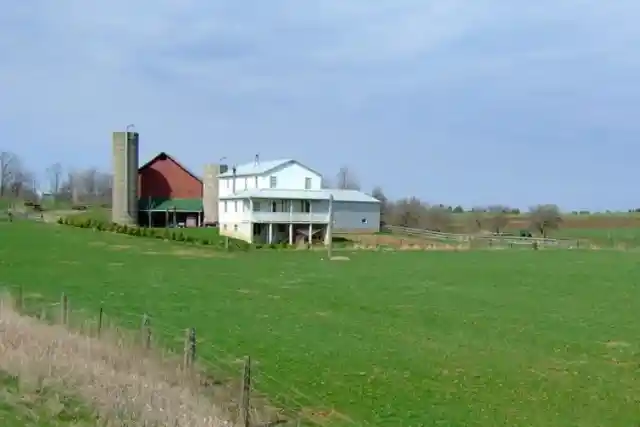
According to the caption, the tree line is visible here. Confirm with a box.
[0,151,112,206]
[326,165,563,237]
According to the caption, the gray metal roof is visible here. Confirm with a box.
[218,159,294,177]
[221,188,380,203]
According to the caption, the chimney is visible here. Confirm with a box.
[232,165,237,194]
[254,154,259,166]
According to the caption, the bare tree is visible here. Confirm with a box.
[335,166,360,190]
[371,186,390,226]
[0,151,16,197]
[423,205,452,232]
[46,162,63,197]
[391,197,426,228]
[321,176,332,189]
[469,207,486,232]
[529,204,562,237]
[485,205,510,234]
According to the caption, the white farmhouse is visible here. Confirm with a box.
[217,157,380,244]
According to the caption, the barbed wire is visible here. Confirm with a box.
[1,284,367,426]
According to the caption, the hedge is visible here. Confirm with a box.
[56,217,264,250]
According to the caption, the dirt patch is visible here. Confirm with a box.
[604,340,631,348]
[108,244,131,251]
[328,256,350,261]
[141,249,232,259]
[170,249,232,259]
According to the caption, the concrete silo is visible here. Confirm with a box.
[203,163,227,225]
[111,131,139,225]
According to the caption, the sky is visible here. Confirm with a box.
[1,1,639,211]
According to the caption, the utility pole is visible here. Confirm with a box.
[326,194,334,258]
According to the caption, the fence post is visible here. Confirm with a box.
[97,306,103,338]
[189,328,197,365]
[141,314,151,350]
[60,292,68,325]
[183,329,190,370]
[241,356,252,427]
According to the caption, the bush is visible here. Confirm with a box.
[59,216,272,250]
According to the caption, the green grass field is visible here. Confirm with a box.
[555,227,640,247]
[1,221,640,426]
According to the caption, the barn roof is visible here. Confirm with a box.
[138,152,202,183]
[138,197,203,212]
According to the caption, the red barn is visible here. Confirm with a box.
[137,152,204,227]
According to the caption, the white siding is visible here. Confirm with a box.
[218,200,251,231]
[258,162,321,190]
[218,162,321,199]
[219,221,252,242]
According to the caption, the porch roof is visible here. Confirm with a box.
[220,188,380,203]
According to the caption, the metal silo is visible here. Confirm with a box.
[111,130,139,225]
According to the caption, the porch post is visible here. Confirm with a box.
[268,223,273,244]
[249,198,254,243]
[289,199,294,245]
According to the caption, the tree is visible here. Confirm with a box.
[423,205,452,232]
[391,197,426,228]
[371,186,390,226]
[529,204,562,237]
[320,176,332,189]
[485,205,510,234]
[46,162,63,197]
[0,151,16,197]
[469,208,486,231]
[452,205,464,213]
[334,166,360,190]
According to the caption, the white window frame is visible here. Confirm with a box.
[305,177,312,189]
[269,176,277,188]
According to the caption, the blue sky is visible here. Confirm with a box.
[1,1,639,211]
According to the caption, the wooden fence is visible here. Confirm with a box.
[384,225,579,248]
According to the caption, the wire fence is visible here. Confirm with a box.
[2,284,366,427]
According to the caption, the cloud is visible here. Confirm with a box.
[1,0,640,209]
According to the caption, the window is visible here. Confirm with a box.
[244,178,248,190]
[223,201,228,212]
[226,179,230,189]
[361,218,368,224]
[301,200,311,213]
[223,224,228,230]
[254,176,258,187]
[234,201,238,212]
[233,224,238,232]
[305,177,312,189]
[253,201,261,212]
[271,201,277,212]
[269,176,277,188]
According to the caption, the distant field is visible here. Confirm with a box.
[2,220,640,426]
